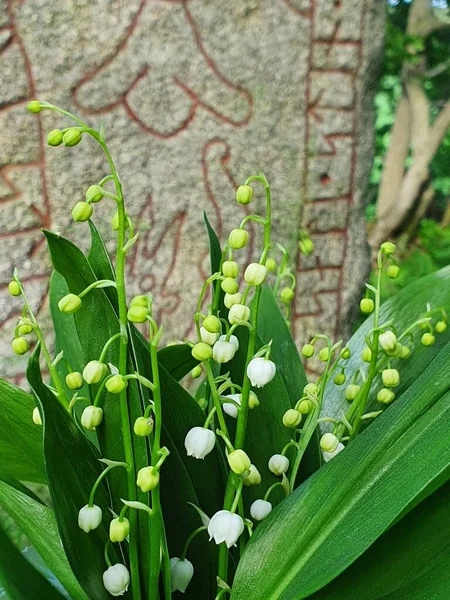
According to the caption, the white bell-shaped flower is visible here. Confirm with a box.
[247,357,276,388]
[208,510,244,548]
[170,557,194,593]
[268,454,289,475]
[200,326,219,346]
[222,393,241,418]
[212,340,236,364]
[78,504,102,532]
[218,334,239,352]
[103,563,130,597]
[184,427,216,459]
[250,499,272,521]
[323,442,345,462]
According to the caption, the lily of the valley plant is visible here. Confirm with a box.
[1,102,450,600]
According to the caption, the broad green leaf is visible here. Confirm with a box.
[27,345,119,600]
[311,478,450,599]
[231,343,450,600]
[0,523,65,600]
[322,266,450,424]
[158,343,198,381]
[0,480,88,600]
[0,378,46,484]
[204,212,222,276]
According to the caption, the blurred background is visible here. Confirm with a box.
[1,0,449,386]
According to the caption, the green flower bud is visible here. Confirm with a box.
[47,129,64,146]
[436,320,447,333]
[362,347,372,362]
[386,342,403,358]
[379,331,397,351]
[222,260,239,278]
[319,347,330,362]
[203,315,221,334]
[282,409,302,428]
[244,263,268,287]
[127,305,149,323]
[191,342,213,362]
[345,384,360,401]
[341,348,351,360]
[387,265,400,279]
[66,372,83,390]
[27,100,41,113]
[320,433,339,453]
[228,303,250,325]
[421,332,435,346]
[58,293,82,314]
[130,295,148,307]
[280,287,295,304]
[380,241,396,255]
[399,345,411,359]
[334,373,346,386]
[235,184,253,205]
[86,184,104,203]
[377,388,395,404]
[248,391,259,409]
[297,399,311,414]
[227,449,251,475]
[266,257,277,273]
[191,365,202,379]
[18,323,33,335]
[299,238,314,256]
[134,416,154,437]
[137,467,159,492]
[221,278,239,294]
[81,406,103,430]
[110,517,130,543]
[360,298,374,314]
[244,464,261,486]
[228,229,248,250]
[72,201,93,222]
[83,360,107,384]
[224,292,242,309]
[8,281,21,296]
[12,337,29,355]
[304,382,319,396]
[106,374,128,394]
[32,406,42,425]
[62,128,82,147]
[382,368,400,388]
[301,344,314,358]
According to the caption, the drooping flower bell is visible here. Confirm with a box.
[228,304,250,325]
[109,517,130,543]
[136,467,160,492]
[250,499,272,521]
[184,427,215,459]
[170,557,194,593]
[208,510,244,548]
[222,393,241,418]
[323,442,345,463]
[103,563,130,597]
[78,504,102,532]
[268,454,289,475]
[81,406,103,430]
[212,340,235,364]
[83,360,108,384]
[247,357,276,388]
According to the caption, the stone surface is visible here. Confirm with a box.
[0,0,384,381]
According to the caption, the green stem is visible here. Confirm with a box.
[204,362,229,438]
[180,526,207,560]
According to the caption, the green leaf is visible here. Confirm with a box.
[0,480,88,600]
[27,345,118,600]
[158,344,198,381]
[0,378,46,483]
[231,343,450,600]
[0,523,65,600]
[311,478,450,599]
[204,212,222,275]
[322,266,450,425]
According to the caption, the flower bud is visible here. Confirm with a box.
[86,184,104,203]
[111,212,120,231]
[323,442,345,463]
[235,184,253,205]
[202,314,220,333]
[320,433,339,453]
[109,517,130,543]
[81,406,103,430]
[436,320,447,333]
[212,340,235,364]
[137,467,160,492]
[200,327,219,346]
[32,406,42,425]
[47,129,63,146]
[247,357,276,388]
[250,499,272,521]
[78,504,102,532]
[228,304,250,325]
[362,347,372,362]
[221,278,239,294]
[134,416,153,437]
[208,510,244,548]
[379,331,397,351]
[282,408,302,428]
[130,295,148,307]
[18,322,33,335]
[301,344,314,358]
[304,382,319,396]
[8,281,21,296]
[266,257,277,272]
[27,100,41,113]
[342,348,351,359]
[191,365,202,379]
[170,558,194,594]
[399,345,411,359]
[227,449,251,475]
[83,360,107,384]
[377,388,395,404]
[223,393,241,418]
[360,298,374,314]
[66,371,83,390]
[299,237,314,256]
[244,464,261,486]
[12,337,29,355]
[244,263,268,286]
[248,390,259,409]
[191,342,213,362]
[334,373,346,386]
[72,201,93,222]
[222,260,239,278]
[380,241,396,255]
[228,229,248,250]
[297,399,311,414]
[218,334,239,353]
[58,293,82,314]
[268,454,289,475]
[185,427,215,459]
[319,347,330,362]
[421,332,435,346]
[63,128,82,147]
[106,374,128,394]
[387,265,400,279]
[280,287,295,304]
[345,384,360,401]
[224,292,242,308]
[382,368,400,388]
[103,564,130,597]
[127,305,149,323]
